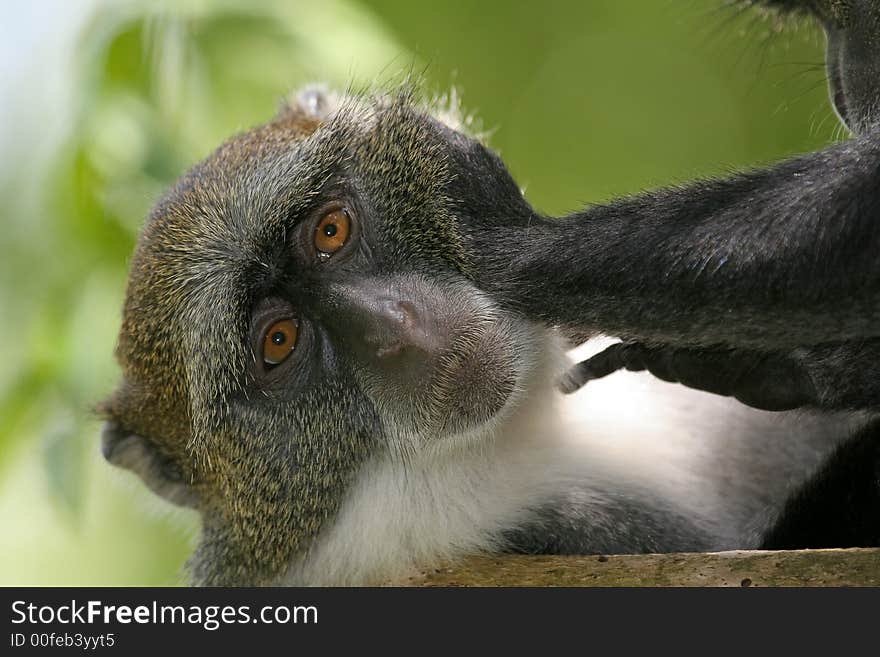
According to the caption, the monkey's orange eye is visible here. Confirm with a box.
[262,319,299,365]
[314,208,351,257]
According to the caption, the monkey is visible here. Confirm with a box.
[484,0,880,408]
[479,0,880,548]
[100,0,880,584]
[99,80,873,586]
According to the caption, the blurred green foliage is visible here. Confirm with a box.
[0,0,836,584]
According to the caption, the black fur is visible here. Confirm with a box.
[761,418,880,549]
[473,0,880,549]
[480,128,880,352]
[504,486,716,555]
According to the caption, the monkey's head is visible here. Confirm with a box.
[99,87,545,585]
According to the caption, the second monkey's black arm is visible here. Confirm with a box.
[492,127,880,351]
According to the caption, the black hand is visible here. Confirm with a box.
[562,342,817,412]
[564,339,880,412]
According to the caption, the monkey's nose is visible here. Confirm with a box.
[364,298,441,360]
[328,283,444,363]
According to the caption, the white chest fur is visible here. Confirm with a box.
[282,337,863,586]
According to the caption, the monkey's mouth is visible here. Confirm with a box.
[369,314,526,443]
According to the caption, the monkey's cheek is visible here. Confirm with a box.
[429,345,518,438]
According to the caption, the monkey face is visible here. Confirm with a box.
[100,87,546,585]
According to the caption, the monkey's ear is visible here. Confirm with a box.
[276,84,341,124]
[100,421,199,509]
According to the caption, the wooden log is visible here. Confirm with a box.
[405,548,880,587]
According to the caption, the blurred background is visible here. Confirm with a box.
[0,0,839,585]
